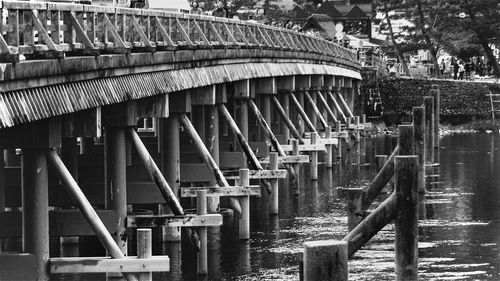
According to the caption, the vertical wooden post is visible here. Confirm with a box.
[261,95,272,141]
[22,149,49,281]
[394,156,419,281]
[239,169,250,240]
[269,153,279,214]
[310,133,318,181]
[206,105,220,213]
[279,93,290,140]
[137,229,152,281]
[423,97,434,164]
[412,107,425,194]
[197,190,208,274]
[398,125,414,156]
[291,139,301,195]
[431,85,440,149]
[345,188,364,231]
[105,127,128,260]
[159,115,181,241]
[354,116,360,143]
[336,121,342,160]
[303,240,348,281]
[325,126,333,168]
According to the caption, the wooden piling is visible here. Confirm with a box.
[305,91,328,129]
[239,169,250,240]
[310,133,318,181]
[291,139,301,195]
[197,190,208,274]
[431,85,440,149]
[47,149,139,281]
[362,147,398,210]
[22,149,50,281]
[137,229,152,281]
[423,96,434,164]
[290,93,318,133]
[395,156,419,281]
[412,107,426,194]
[180,114,242,217]
[344,188,364,231]
[325,126,333,168]
[398,125,414,155]
[272,96,304,143]
[303,240,348,281]
[269,153,279,214]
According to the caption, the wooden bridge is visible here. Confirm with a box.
[0,1,366,280]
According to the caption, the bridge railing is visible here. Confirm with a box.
[0,1,359,68]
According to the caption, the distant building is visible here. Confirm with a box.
[301,0,373,39]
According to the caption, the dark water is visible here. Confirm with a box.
[57,133,500,280]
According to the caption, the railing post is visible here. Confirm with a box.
[137,229,152,281]
[269,152,279,215]
[197,190,208,274]
[239,169,250,240]
[303,240,348,281]
[395,156,419,281]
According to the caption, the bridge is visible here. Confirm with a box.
[0,2,366,280]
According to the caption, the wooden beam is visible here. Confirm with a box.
[280,144,327,152]
[180,186,261,197]
[50,256,170,273]
[254,77,276,95]
[127,214,223,228]
[259,155,309,164]
[224,169,287,179]
[191,85,216,105]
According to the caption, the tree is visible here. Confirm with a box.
[374,0,411,76]
[442,0,500,78]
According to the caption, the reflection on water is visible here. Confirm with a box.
[55,134,500,280]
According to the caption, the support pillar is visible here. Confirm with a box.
[303,240,348,281]
[269,153,279,215]
[22,148,50,281]
[235,98,248,167]
[159,116,181,241]
[104,127,128,258]
[206,105,220,213]
[279,93,290,140]
[238,169,250,240]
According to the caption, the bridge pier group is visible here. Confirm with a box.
[0,70,366,280]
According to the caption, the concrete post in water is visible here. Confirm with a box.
[239,169,250,239]
[431,85,440,149]
[412,107,426,194]
[137,229,152,281]
[22,148,49,281]
[291,139,301,195]
[159,115,181,241]
[423,97,434,164]
[303,240,348,281]
[395,156,419,281]
[325,126,333,168]
[336,121,342,160]
[206,105,220,213]
[105,126,128,261]
[310,133,318,181]
[197,190,208,274]
[269,153,279,214]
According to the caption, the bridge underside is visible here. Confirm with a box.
[0,53,360,129]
